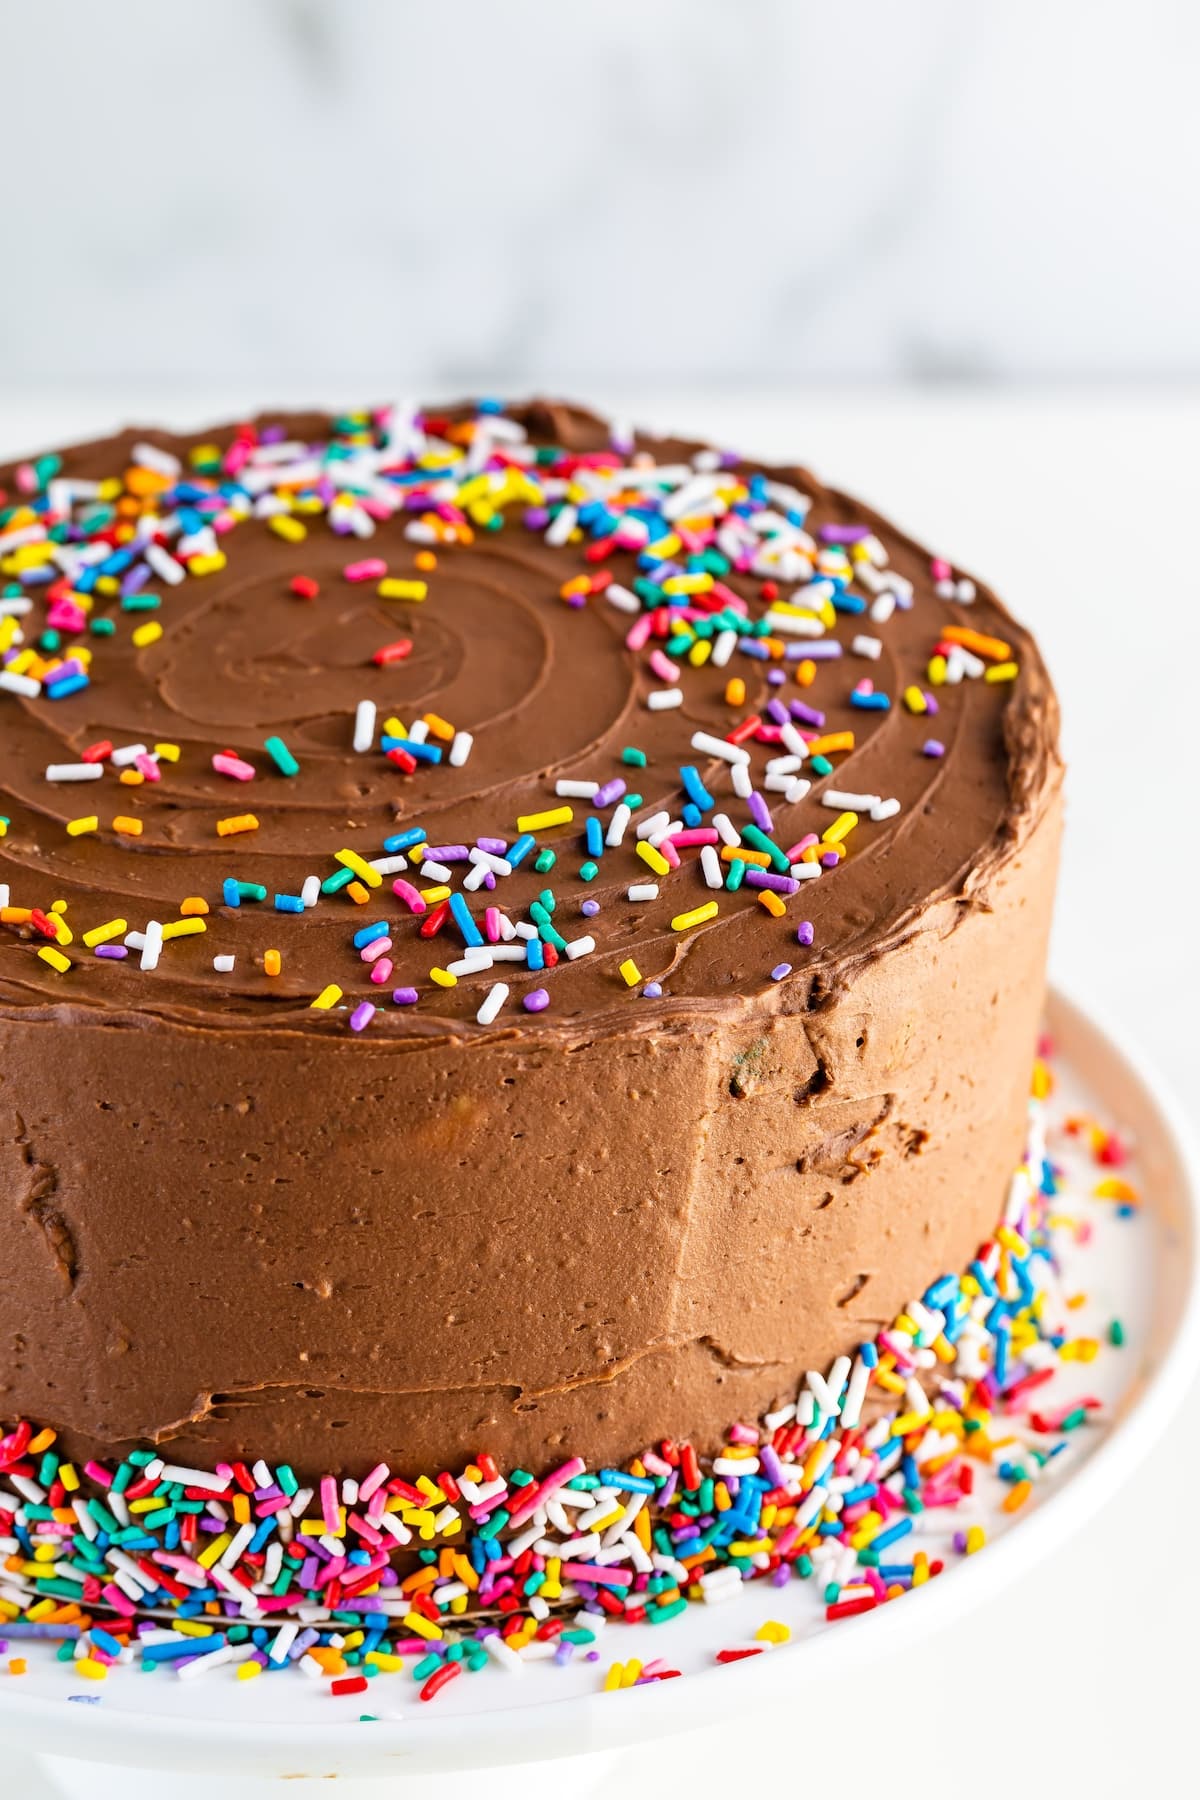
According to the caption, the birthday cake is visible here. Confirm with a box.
[0,397,1061,1510]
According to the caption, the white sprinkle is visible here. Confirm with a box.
[545,504,577,548]
[646,687,683,711]
[45,762,103,783]
[785,778,812,804]
[711,628,739,667]
[822,790,880,811]
[851,634,882,659]
[140,920,163,972]
[765,755,804,777]
[957,578,977,602]
[605,803,632,848]
[0,671,40,698]
[0,885,8,909]
[564,935,595,961]
[869,593,896,625]
[627,883,659,902]
[731,762,752,799]
[132,440,182,478]
[110,743,148,767]
[765,611,825,639]
[420,859,453,883]
[449,730,473,768]
[447,953,493,977]
[406,719,429,745]
[0,596,33,616]
[700,845,723,889]
[839,1358,871,1431]
[369,856,408,876]
[555,779,599,799]
[636,810,671,841]
[789,861,823,880]
[870,797,902,823]
[605,584,640,615]
[145,544,186,586]
[353,699,376,753]
[300,876,320,908]
[691,730,750,766]
[213,954,236,973]
[160,1464,231,1492]
[711,812,741,847]
[468,848,513,876]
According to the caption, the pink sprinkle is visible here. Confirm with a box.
[931,557,952,581]
[212,753,255,781]
[625,616,652,653]
[392,879,426,914]
[786,834,819,860]
[667,828,719,848]
[359,1462,390,1503]
[656,837,681,870]
[360,936,392,963]
[320,1476,340,1533]
[648,648,680,684]
[135,753,161,783]
[369,958,393,985]
[484,906,502,944]
[343,558,387,583]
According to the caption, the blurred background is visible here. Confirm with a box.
[1,0,1198,395]
[2,5,1199,1795]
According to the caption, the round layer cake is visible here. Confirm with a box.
[0,399,1061,1483]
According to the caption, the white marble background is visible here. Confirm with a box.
[1,0,1198,392]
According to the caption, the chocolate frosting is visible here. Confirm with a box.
[0,401,1063,1480]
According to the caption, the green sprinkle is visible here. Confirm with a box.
[811,754,834,776]
[579,860,599,881]
[321,867,356,894]
[90,617,116,636]
[725,857,746,892]
[264,735,300,777]
[621,747,648,767]
[1109,1319,1125,1347]
[534,848,556,875]
[121,593,161,612]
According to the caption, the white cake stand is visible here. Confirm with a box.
[3,986,1197,1798]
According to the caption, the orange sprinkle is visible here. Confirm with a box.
[757,889,786,918]
[724,677,746,707]
[808,731,855,755]
[795,659,816,687]
[346,881,370,905]
[415,550,437,572]
[1094,1176,1140,1206]
[1002,1481,1032,1514]
[264,949,281,977]
[180,896,209,916]
[216,814,259,838]
[7,1658,27,1676]
[112,816,143,837]
[941,625,1012,661]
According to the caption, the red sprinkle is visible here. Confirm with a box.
[81,739,113,763]
[826,1595,877,1621]
[331,1674,369,1697]
[419,1662,461,1702]
[373,639,413,667]
[716,1646,764,1664]
[289,575,319,600]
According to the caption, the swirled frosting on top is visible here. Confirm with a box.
[0,399,1057,1034]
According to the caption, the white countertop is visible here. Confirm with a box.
[2,386,1196,1796]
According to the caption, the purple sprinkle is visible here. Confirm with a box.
[765,697,790,725]
[642,981,663,999]
[349,1002,375,1031]
[391,987,419,1005]
[476,836,508,854]
[770,963,792,982]
[923,692,939,715]
[766,668,786,686]
[423,844,469,862]
[790,700,825,728]
[593,777,627,808]
[747,790,773,833]
[798,641,843,661]
[923,739,946,758]
[797,920,815,946]
[523,987,550,1012]
[746,869,799,896]
[581,899,600,917]
[820,851,840,869]
[94,944,128,959]
[819,523,870,544]
[523,506,550,531]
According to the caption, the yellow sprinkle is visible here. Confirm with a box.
[964,1525,987,1555]
[131,620,163,649]
[1094,1176,1139,1205]
[268,513,306,543]
[311,984,343,1010]
[38,946,71,974]
[264,949,282,977]
[429,966,457,988]
[188,553,226,577]
[688,639,712,668]
[402,1611,443,1641]
[618,958,641,988]
[996,1225,1030,1258]
[755,1620,791,1644]
[377,578,428,601]
[724,677,746,707]
[364,1650,404,1672]
[984,661,1019,683]
[822,811,858,845]
[154,742,181,762]
[112,816,143,837]
[197,1533,231,1570]
[66,816,99,837]
[757,889,786,918]
[82,918,127,947]
[160,918,206,941]
[903,685,927,714]
[236,1660,262,1681]
[516,806,573,834]
[637,840,671,877]
[216,814,259,837]
[334,848,382,888]
[671,901,719,931]
[75,1659,107,1682]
